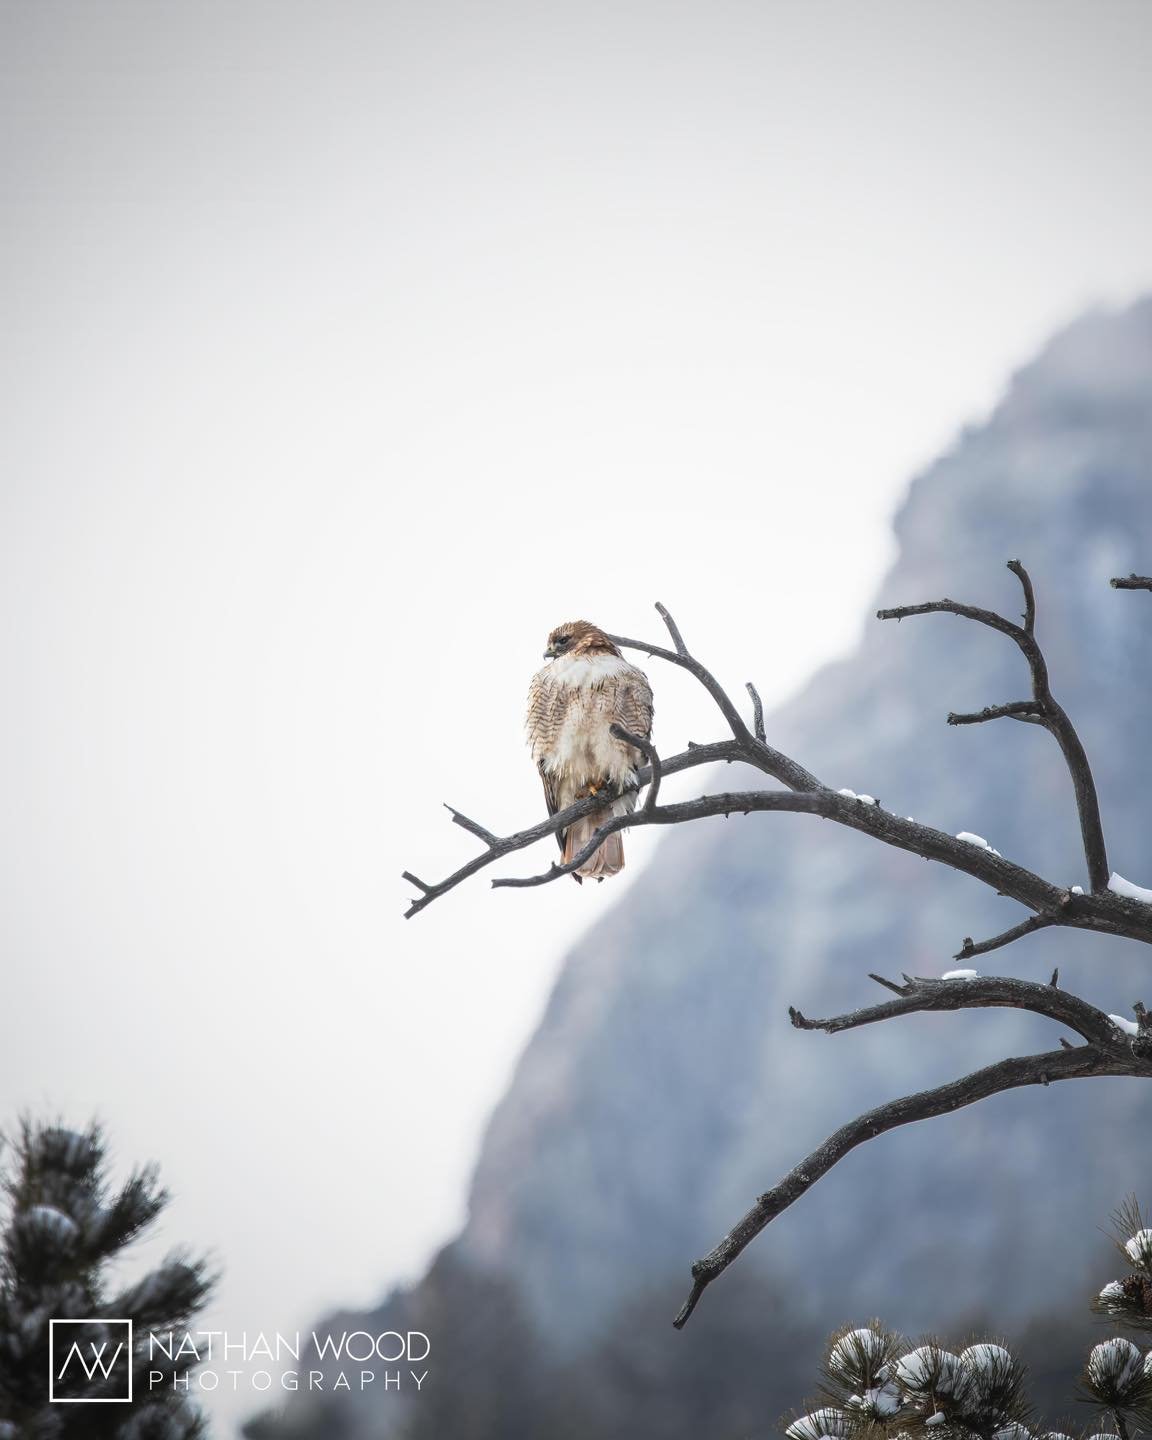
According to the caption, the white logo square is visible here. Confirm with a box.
[48,1318,134,1403]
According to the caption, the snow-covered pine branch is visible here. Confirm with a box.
[783,1200,1152,1440]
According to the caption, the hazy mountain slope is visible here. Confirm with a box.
[251,298,1152,1438]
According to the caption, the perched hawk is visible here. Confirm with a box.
[526,620,654,881]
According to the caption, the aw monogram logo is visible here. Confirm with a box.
[48,1318,134,1403]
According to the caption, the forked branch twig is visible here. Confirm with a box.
[878,560,1109,892]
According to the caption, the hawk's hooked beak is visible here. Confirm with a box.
[543,646,557,659]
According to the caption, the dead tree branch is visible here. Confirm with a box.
[483,790,1151,945]
[955,911,1059,960]
[401,562,1152,1329]
[672,1037,1152,1329]
[607,606,823,791]
[878,560,1109,892]
[610,723,662,814]
[402,739,742,917]
[947,701,1045,726]
[1111,575,1152,591]
[787,971,1118,1047]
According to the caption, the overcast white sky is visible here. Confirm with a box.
[2,0,1152,1429]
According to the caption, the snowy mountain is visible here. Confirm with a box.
[248,298,1152,1438]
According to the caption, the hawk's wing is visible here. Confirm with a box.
[612,665,655,755]
[526,666,567,853]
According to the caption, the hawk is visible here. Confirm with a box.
[526,620,654,881]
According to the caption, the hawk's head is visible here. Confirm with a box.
[543,620,620,660]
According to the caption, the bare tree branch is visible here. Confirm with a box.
[947,701,1045,726]
[610,723,662,814]
[606,610,760,755]
[788,972,1118,1047]
[955,912,1058,960]
[608,604,822,789]
[1111,574,1152,591]
[879,560,1109,893]
[672,1040,1151,1329]
[403,739,743,917]
[486,787,1152,945]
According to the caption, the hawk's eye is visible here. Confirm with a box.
[557,636,571,648]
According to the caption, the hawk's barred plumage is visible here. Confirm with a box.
[526,620,654,881]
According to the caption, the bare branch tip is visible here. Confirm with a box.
[672,1279,704,1329]
[745,681,767,741]
[444,804,499,847]
[1006,559,1036,632]
[654,601,688,656]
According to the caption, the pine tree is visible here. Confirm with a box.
[0,1119,214,1439]
[783,1202,1152,1440]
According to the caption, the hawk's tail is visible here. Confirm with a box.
[562,790,636,882]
